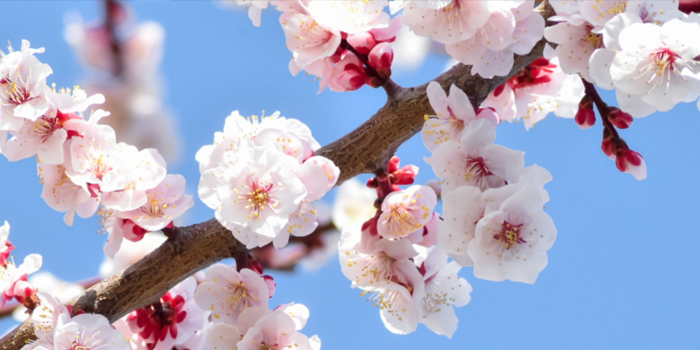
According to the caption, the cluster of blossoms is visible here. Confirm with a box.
[338,156,472,337]
[65,2,180,160]
[0,40,194,259]
[117,263,319,350]
[422,81,557,282]
[197,110,339,250]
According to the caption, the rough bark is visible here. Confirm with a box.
[0,2,554,349]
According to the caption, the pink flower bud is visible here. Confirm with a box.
[601,138,616,160]
[368,42,393,78]
[331,69,367,92]
[615,149,646,180]
[393,165,419,185]
[346,32,376,55]
[575,96,595,130]
[476,107,501,127]
[607,108,634,129]
[387,156,401,173]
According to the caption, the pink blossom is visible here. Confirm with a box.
[119,174,194,232]
[0,254,42,304]
[0,40,52,130]
[0,221,14,267]
[469,186,557,284]
[280,11,341,70]
[3,88,104,164]
[38,161,98,226]
[339,225,425,334]
[236,305,320,350]
[30,292,71,341]
[100,148,168,211]
[402,1,492,45]
[377,185,437,239]
[28,313,129,350]
[194,265,270,325]
[437,185,483,266]
[414,247,472,338]
[422,82,497,152]
[426,119,524,190]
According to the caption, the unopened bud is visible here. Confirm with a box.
[368,42,393,79]
[575,96,596,130]
[607,107,634,129]
[346,32,376,55]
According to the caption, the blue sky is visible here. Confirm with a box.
[0,2,698,349]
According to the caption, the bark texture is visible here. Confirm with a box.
[0,2,554,349]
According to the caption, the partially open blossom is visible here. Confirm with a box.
[607,107,633,129]
[236,305,320,350]
[377,185,437,239]
[575,95,596,130]
[615,149,646,180]
[368,42,393,79]
[0,254,42,304]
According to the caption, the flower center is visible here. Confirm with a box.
[582,25,603,49]
[224,281,253,314]
[493,221,526,249]
[465,156,492,187]
[243,181,278,220]
[0,72,35,106]
[33,116,59,143]
[649,46,680,76]
[71,341,90,350]
[384,204,421,236]
[362,251,398,283]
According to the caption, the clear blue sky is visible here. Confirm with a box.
[0,2,698,349]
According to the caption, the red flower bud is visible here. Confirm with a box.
[368,42,393,79]
[607,107,633,129]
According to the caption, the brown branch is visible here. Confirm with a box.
[0,2,555,349]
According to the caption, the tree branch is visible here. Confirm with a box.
[0,2,554,349]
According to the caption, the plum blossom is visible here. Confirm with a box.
[414,247,471,338]
[469,186,557,284]
[236,0,274,27]
[377,185,437,239]
[339,225,424,334]
[38,161,98,226]
[100,148,167,211]
[29,292,71,341]
[426,119,524,190]
[199,139,306,248]
[3,87,104,164]
[0,40,52,130]
[280,9,341,71]
[402,1,492,45]
[194,264,270,325]
[610,19,700,112]
[422,82,499,152]
[445,1,545,78]
[126,277,208,350]
[0,253,43,305]
[236,305,320,350]
[25,313,129,350]
[118,174,194,232]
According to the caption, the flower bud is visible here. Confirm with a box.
[607,107,633,129]
[393,165,419,185]
[601,137,616,160]
[615,149,646,180]
[368,42,393,79]
[346,32,376,55]
[387,156,401,173]
[331,69,367,92]
[575,96,596,129]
